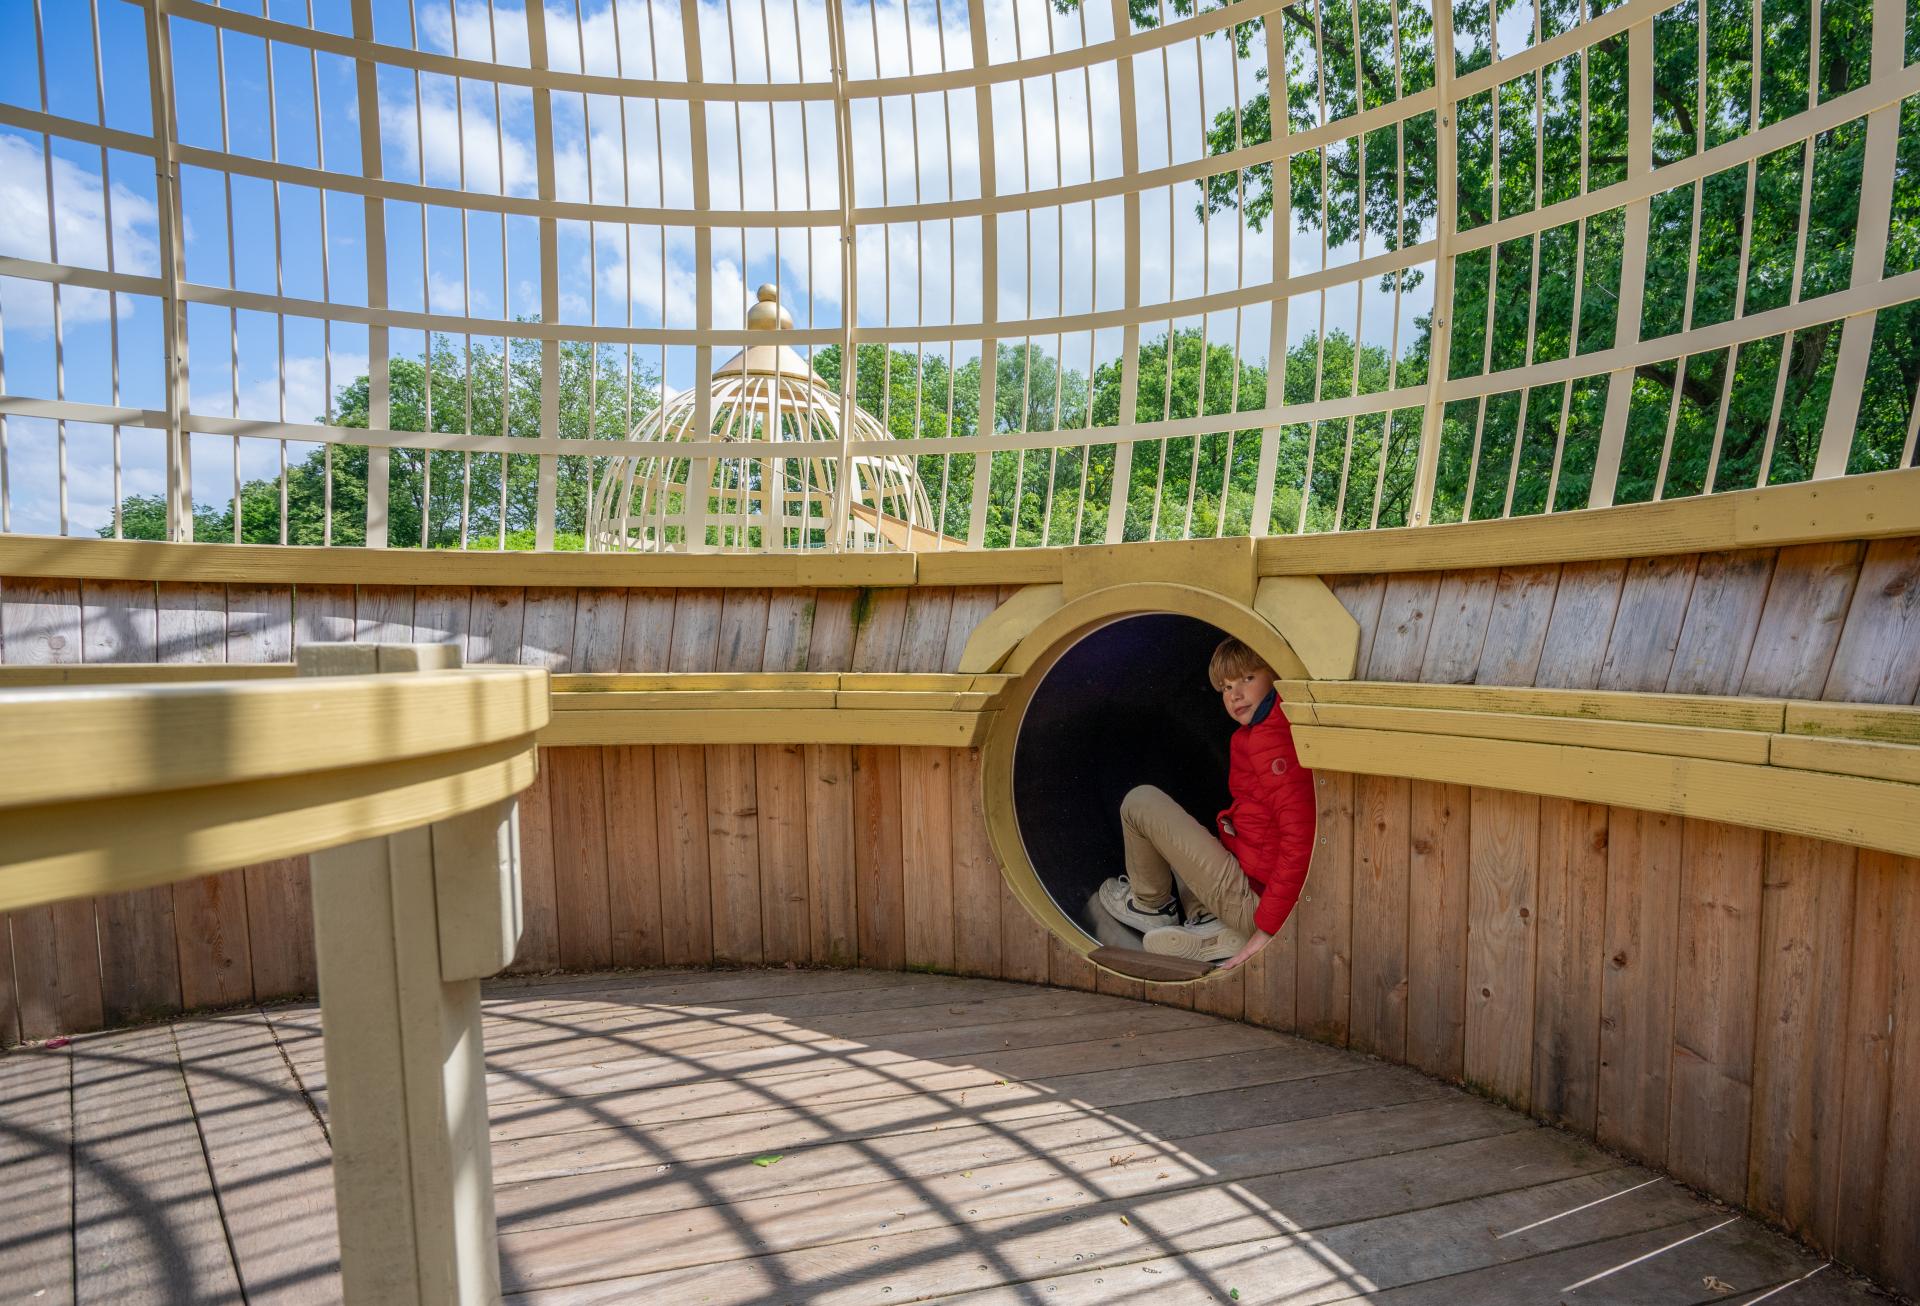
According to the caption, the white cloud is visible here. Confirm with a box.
[368,0,1307,367]
[379,76,540,195]
[191,346,367,430]
[0,415,169,535]
[420,0,695,80]
[0,133,159,330]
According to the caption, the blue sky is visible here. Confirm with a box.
[0,0,1424,537]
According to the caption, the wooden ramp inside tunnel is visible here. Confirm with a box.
[0,968,1894,1304]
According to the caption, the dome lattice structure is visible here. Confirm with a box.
[0,0,1914,553]
[589,286,938,552]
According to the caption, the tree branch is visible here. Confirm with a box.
[1635,357,1726,411]
[1279,6,1392,109]
[1656,81,1697,145]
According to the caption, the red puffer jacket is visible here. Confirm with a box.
[1216,690,1317,935]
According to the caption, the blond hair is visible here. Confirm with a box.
[1207,636,1270,690]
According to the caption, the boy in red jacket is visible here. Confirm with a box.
[1096,637,1317,967]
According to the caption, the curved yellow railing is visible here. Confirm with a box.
[1281,681,1920,860]
[0,649,550,1305]
[0,665,548,913]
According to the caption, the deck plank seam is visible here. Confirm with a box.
[166,1020,250,1302]
[498,1157,1647,1301]
[494,1098,1540,1240]
[486,1058,1391,1157]
[484,1043,1370,1133]
[472,977,1164,1035]
[260,1003,331,1146]
[473,996,1245,1067]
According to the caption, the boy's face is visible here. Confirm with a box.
[1218,666,1277,725]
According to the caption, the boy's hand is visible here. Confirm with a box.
[1218,929,1272,971]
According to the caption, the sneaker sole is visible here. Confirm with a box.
[1142,927,1245,965]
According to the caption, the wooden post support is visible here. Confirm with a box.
[299,642,523,1305]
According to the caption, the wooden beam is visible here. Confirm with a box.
[1258,468,1920,575]
[0,663,294,685]
[1286,700,1773,764]
[538,708,988,749]
[1281,679,1787,733]
[1,469,1913,589]
[0,536,918,589]
[551,690,842,713]
[1769,735,1920,786]
[1292,726,1920,859]
[553,672,839,692]
[1784,701,1920,745]
[1060,538,1258,605]
[0,667,545,810]
[1002,582,1312,681]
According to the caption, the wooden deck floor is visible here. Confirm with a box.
[0,969,1897,1305]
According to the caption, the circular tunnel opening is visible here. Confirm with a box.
[1011,612,1243,964]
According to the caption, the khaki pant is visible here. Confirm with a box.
[1121,784,1261,938]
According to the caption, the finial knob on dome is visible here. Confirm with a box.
[747,283,793,331]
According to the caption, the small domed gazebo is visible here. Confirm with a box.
[588,286,940,552]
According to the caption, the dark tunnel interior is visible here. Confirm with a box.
[1011,613,1237,941]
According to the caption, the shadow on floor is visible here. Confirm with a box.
[0,969,1894,1306]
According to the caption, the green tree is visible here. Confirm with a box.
[108,335,657,548]
[1068,0,1914,524]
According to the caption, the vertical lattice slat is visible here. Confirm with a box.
[1587,17,1654,510]
[351,0,392,547]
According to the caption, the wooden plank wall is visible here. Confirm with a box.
[1326,536,1920,1297]
[3,541,1918,1295]
[0,580,1007,1041]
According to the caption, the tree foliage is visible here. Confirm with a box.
[109,336,656,548]
[1077,0,1917,520]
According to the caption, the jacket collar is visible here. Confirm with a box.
[1248,687,1278,726]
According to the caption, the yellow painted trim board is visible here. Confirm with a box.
[1784,701,1920,745]
[915,548,1064,586]
[552,672,840,692]
[952,691,1005,710]
[0,663,296,685]
[0,668,547,809]
[559,672,995,693]
[1253,576,1360,680]
[1287,700,1774,764]
[0,741,536,912]
[1004,582,1312,681]
[1060,537,1258,605]
[0,667,999,710]
[549,690,840,711]
[0,534,917,588]
[837,673,976,691]
[978,658,1102,962]
[3,469,1912,588]
[538,708,987,747]
[836,690,965,710]
[1281,679,1788,732]
[1292,724,1920,859]
[956,584,1067,673]
[1770,734,1920,785]
[1257,467,1920,574]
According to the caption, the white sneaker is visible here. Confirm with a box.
[1096,876,1181,933]
[1143,921,1249,964]
[1183,908,1227,939]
